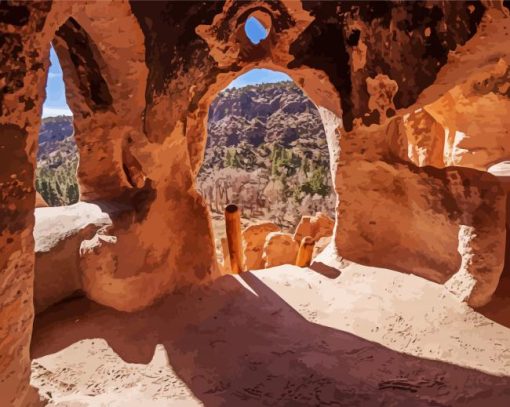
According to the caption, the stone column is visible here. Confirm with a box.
[0,4,53,405]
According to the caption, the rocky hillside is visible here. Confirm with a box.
[38,116,74,156]
[36,116,78,206]
[198,81,334,229]
[36,82,335,226]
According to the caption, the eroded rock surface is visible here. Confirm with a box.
[242,221,280,270]
[33,203,111,313]
[263,232,299,268]
[1,2,510,405]
[294,212,334,244]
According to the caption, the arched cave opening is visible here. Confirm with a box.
[197,68,335,269]
[36,45,78,207]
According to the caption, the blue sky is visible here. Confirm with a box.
[43,47,72,118]
[245,16,267,45]
[43,16,291,117]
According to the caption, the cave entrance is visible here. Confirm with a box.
[36,45,78,207]
[197,68,335,270]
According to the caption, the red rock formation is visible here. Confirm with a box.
[1,1,510,405]
[33,203,111,314]
[294,213,334,244]
[263,232,299,268]
[242,221,280,270]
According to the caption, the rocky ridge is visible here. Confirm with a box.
[36,116,78,206]
[198,81,335,229]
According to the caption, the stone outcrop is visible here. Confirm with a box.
[206,82,326,149]
[242,221,280,270]
[294,212,334,244]
[198,81,335,224]
[1,1,510,405]
[33,202,111,313]
[236,213,334,270]
[38,115,73,152]
[263,232,299,268]
[400,58,510,171]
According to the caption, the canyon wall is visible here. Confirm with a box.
[1,1,510,405]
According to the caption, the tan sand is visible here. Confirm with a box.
[31,261,510,406]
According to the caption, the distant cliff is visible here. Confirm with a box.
[202,81,329,170]
[36,116,78,206]
[199,81,334,228]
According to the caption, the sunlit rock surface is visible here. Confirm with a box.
[31,264,510,406]
[34,203,111,314]
[242,221,281,270]
[1,1,510,405]
[263,232,299,268]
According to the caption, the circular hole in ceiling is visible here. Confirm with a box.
[244,13,270,45]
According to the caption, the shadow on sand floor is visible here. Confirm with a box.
[32,272,510,406]
[478,260,510,330]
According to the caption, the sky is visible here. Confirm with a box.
[227,69,291,89]
[42,16,291,117]
[42,47,72,118]
[245,15,267,45]
[227,16,291,88]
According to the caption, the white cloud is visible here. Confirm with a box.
[48,72,63,79]
[42,106,73,118]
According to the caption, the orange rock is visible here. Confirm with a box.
[242,221,280,270]
[294,212,334,244]
[1,2,509,405]
[424,58,510,170]
[313,236,332,259]
[33,203,111,314]
[263,232,299,268]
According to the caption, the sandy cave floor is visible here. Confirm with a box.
[30,260,510,406]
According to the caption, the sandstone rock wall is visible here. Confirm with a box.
[2,1,510,405]
[243,222,281,270]
[263,232,299,268]
[0,2,164,404]
[336,118,507,305]
[425,58,510,170]
[1,3,55,405]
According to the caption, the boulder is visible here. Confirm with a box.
[294,212,335,244]
[34,202,111,313]
[243,221,281,270]
[263,232,299,268]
